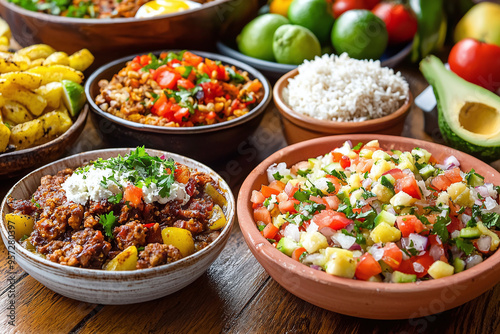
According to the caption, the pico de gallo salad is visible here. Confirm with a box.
[251,140,500,283]
[95,50,264,127]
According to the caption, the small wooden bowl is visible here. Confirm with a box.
[273,68,413,145]
[0,105,88,178]
[0,148,235,304]
[237,134,500,319]
[0,0,260,68]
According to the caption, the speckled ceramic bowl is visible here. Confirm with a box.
[237,134,500,319]
[0,148,235,305]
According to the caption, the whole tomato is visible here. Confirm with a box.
[372,2,418,44]
[332,0,369,18]
[449,38,500,92]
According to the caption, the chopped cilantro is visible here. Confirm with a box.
[19,234,29,242]
[273,171,284,181]
[327,170,347,183]
[433,216,450,243]
[352,142,363,151]
[108,193,123,205]
[457,207,465,214]
[226,67,245,83]
[455,238,475,255]
[99,211,117,239]
[181,66,193,78]
[326,181,336,194]
[481,212,500,229]
[296,169,311,177]
[293,190,309,202]
[137,246,145,252]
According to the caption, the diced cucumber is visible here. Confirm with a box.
[372,150,391,161]
[391,271,417,283]
[371,183,394,203]
[380,175,395,190]
[467,173,484,187]
[337,190,348,201]
[374,210,397,226]
[359,148,373,159]
[277,237,299,257]
[419,164,436,180]
[453,258,466,273]
[459,227,481,239]
[308,158,320,168]
[412,148,432,164]
[324,162,341,174]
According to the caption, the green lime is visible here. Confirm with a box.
[61,80,86,117]
[237,14,289,61]
[331,10,388,60]
[273,24,321,65]
[287,0,335,45]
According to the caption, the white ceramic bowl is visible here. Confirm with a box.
[0,148,235,305]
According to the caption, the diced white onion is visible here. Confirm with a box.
[409,233,428,252]
[306,222,319,233]
[444,156,460,169]
[477,235,492,253]
[331,232,356,250]
[465,254,483,269]
[484,197,498,210]
[284,223,300,242]
[369,244,385,261]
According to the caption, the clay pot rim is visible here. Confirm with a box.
[85,50,272,135]
[273,68,413,134]
[237,134,500,294]
[0,0,233,24]
[0,148,235,279]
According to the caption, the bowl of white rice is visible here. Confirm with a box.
[274,53,413,144]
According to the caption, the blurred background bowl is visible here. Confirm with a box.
[0,105,88,178]
[217,40,413,81]
[0,0,261,69]
[85,50,272,163]
[273,68,413,145]
[237,134,500,319]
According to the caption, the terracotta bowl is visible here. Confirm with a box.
[273,68,413,145]
[85,50,272,163]
[0,105,88,178]
[0,0,260,68]
[0,148,235,305]
[237,134,500,320]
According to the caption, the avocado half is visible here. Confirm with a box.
[420,56,500,162]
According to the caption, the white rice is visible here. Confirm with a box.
[284,53,409,122]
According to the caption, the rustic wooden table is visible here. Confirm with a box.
[0,61,499,334]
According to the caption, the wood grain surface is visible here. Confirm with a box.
[0,60,499,334]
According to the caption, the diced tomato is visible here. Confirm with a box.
[325,175,342,191]
[139,54,151,66]
[446,216,463,233]
[340,155,351,169]
[130,61,142,71]
[430,174,452,191]
[397,259,416,275]
[200,82,224,101]
[124,184,143,208]
[251,190,266,204]
[173,108,190,123]
[182,51,203,66]
[395,174,421,199]
[262,223,278,239]
[276,192,288,203]
[412,253,435,278]
[353,158,373,173]
[428,235,447,262]
[261,185,280,198]
[284,182,299,198]
[292,247,307,261]
[157,71,181,89]
[332,151,343,162]
[396,215,426,237]
[279,200,298,214]
[151,65,168,81]
[312,209,352,230]
[355,253,382,281]
[268,180,286,192]
[444,167,462,183]
[290,161,309,175]
[309,196,325,205]
[382,242,403,270]
[323,196,340,210]
[254,207,271,225]
[177,78,195,90]
[383,168,406,180]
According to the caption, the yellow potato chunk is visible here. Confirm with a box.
[34,82,63,109]
[68,49,95,71]
[9,119,44,149]
[0,122,10,152]
[447,182,474,207]
[161,227,195,257]
[204,183,227,207]
[27,65,84,85]
[428,260,454,279]
[2,100,33,124]
[43,52,70,66]
[16,44,56,60]
[370,222,401,243]
[208,204,227,230]
[104,245,138,271]
[0,57,28,73]
[0,82,47,116]
[38,110,73,139]
[0,71,42,90]
[323,248,356,278]
[4,213,34,241]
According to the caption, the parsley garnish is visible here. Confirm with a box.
[326,181,336,194]
[19,235,29,242]
[433,216,450,243]
[273,171,284,181]
[99,211,117,239]
[454,238,475,255]
[31,197,41,209]
[327,170,347,183]
[226,67,245,83]
[296,169,311,177]
[108,193,123,205]
[481,212,500,229]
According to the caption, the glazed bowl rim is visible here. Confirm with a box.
[0,147,236,278]
[85,49,272,135]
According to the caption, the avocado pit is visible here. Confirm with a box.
[459,102,500,137]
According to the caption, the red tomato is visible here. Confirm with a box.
[332,151,343,162]
[173,108,190,123]
[372,2,418,44]
[177,79,195,90]
[333,0,369,18]
[355,253,382,280]
[279,200,298,214]
[396,215,426,237]
[261,185,281,198]
[262,222,278,239]
[250,190,265,208]
[157,71,180,89]
[124,184,143,208]
[412,253,435,278]
[430,174,452,191]
[325,175,342,193]
[254,207,271,225]
[397,259,416,275]
[200,82,224,101]
[268,180,286,192]
[444,167,462,183]
[340,155,351,169]
[382,168,405,180]
[323,196,340,210]
[449,38,500,92]
[284,182,299,198]
[292,247,307,261]
[395,174,421,199]
[382,242,402,270]
[182,51,203,66]
[312,209,353,230]
[446,216,463,234]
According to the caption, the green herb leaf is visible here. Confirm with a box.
[108,193,122,205]
[433,216,450,243]
[352,142,363,151]
[273,171,283,181]
[99,211,117,239]
[226,67,245,83]
[455,238,475,255]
